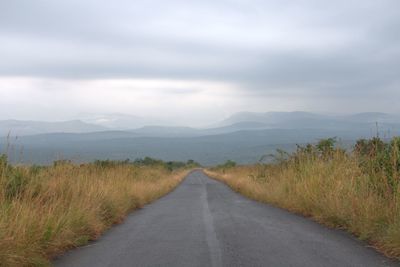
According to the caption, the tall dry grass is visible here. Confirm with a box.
[206,138,400,259]
[0,158,189,266]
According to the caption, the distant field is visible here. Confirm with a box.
[1,128,359,166]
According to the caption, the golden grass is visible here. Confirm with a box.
[206,153,400,259]
[0,162,189,266]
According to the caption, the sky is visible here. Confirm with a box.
[0,0,399,126]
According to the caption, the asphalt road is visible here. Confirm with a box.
[54,170,399,267]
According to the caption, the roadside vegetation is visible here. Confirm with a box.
[206,136,400,259]
[0,156,197,266]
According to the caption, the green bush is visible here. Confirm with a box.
[53,159,73,167]
[134,157,164,166]
[316,137,336,158]
[214,160,237,172]
[354,136,400,193]
[134,157,201,171]
[93,159,130,168]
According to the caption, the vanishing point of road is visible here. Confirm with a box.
[55,170,398,267]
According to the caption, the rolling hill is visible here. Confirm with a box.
[1,111,400,165]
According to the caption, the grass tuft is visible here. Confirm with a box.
[207,137,400,259]
[0,158,190,266]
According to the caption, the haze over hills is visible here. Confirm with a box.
[0,119,107,137]
[78,113,168,130]
[217,111,400,130]
[1,111,400,165]
[127,111,400,138]
[3,111,400,137]
[0,129,345,166]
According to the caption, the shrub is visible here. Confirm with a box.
[316,137,336,158]
[134,157,164,166]
[53,159,72,167]
[353,136,400,193]
[133,157,201,171]
[223,160,236,168]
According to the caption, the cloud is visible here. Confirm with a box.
[0,0,399,122]
[0,77,243,125]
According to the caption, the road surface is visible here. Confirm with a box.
[54,170,398,267]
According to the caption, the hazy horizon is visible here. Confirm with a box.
[0,110,399,128]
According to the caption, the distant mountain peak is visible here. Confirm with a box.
[218,111,400,129]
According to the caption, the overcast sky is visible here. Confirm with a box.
[0,0,399,126]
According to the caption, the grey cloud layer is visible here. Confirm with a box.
[1,0,399,98]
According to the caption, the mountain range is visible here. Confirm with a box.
[3,111,400,137]
[1,111,399,165]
